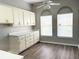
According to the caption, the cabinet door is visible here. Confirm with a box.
[25,34,33,48]
[33,31,39,44]
[13,8,24,26]
[26,37,31,48]
[13,8,20,26]
[9,36,20,54]
[24,10,31,26]
[0,4,13,23]
[18,9,24,26]
[30,12,35,25]
[19,36,26,52]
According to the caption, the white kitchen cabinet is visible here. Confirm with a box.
[33,31,39,44]
[0,4,13,24]
[25,33,34,48]
[9,31,39,54]
[18,9,24,26]
[9,36,26,54]
[13,7,35,26]
[9,36,20,54]
[25,31,39,48]
[13,7,24,26]
[0,4,35,25]
[24,10,35,26]
[13,7,19,26]
[30,12,36,25]
[23,10,31,26]
[19,36,26,52]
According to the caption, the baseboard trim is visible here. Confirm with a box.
[40,41,78,47]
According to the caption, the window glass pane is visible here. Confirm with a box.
[40,15,52,36]
[57,13,73,37]
[57,26,73,37]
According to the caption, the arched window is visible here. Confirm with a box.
[40,10,53,36]
[57,6,73,38]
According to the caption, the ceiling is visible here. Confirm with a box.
[24,0,47,4]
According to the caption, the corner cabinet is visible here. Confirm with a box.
[0,4,13,24]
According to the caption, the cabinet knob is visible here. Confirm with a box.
[6,19,8,23]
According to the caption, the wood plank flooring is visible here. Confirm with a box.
[20,42,79,59]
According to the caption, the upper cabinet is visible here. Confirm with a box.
[13,7,19,26]
[30,12,35,25]
[13,8,35,26]
[0,4,13,24]
[23,10,31,26]
[13,7,24,26]
[18,9,24,26]
[0,4,35,26]
[24,10,35,26]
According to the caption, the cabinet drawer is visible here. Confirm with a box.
[26,37,31,41]
[19,36,25,39]
[26,39,33,43]
[26,41,33,48]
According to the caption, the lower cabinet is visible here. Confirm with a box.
[25,34,33,49]
[33,31,39,44]
[19,36,26,52]
[9,31,39,54]
[9,36,26,54]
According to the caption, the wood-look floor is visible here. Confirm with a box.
[20,42,79,59]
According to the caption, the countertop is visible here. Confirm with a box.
[0,50,23,59]
[9,30,39,37]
